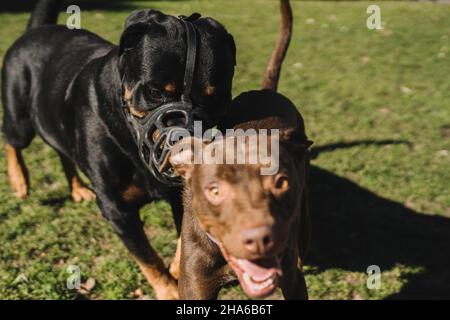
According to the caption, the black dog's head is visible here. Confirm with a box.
[118,9,236,123]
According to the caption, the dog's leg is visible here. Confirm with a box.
[101,203,178,300]
[281,200,309,300]
[6,144,29,199]
[111,213,178,300]
[167,190,183,279]
[178,234,223,299]
[281,268,308,300]
[57,151,95,202]
[133,246,179,300]
[298,185,311,261]
[2,60,35,200]
[169,237,181,280]
[168,189,184,234]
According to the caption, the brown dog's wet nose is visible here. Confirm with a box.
[241,226,275,255]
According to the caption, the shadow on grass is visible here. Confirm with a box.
[0,0,190,13]
[39,195,71,210]
[308,143,450,299]
[310,140,412,160]
[10,137,449,299]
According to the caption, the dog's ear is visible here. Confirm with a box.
[164,137,202,180]
[119,23,149,55]
[124,9,163,28]
[290,139,313,163]
[279,127,313,161]
[119,10,166,55]
[180,12,201,22]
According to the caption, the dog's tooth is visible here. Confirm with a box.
[253,281,262,291]
[243,270,276,293]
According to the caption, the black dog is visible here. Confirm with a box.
[1,0,235,299]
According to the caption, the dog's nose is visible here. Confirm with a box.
[241,226,275,255]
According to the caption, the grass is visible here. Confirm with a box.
[0,0,449,300]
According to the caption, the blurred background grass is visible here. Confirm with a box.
[0,0,449,299]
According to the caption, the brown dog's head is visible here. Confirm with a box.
[168,132,311,298]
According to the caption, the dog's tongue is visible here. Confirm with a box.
[214,240,282,297]
[236,257,282,282]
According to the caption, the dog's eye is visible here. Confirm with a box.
[150,88,163,100]
[209,185,220,197]
[204,183,226,205]
[274,175,289,190]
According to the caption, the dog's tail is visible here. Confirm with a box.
[261,0,293,91]
[27,0,62,30]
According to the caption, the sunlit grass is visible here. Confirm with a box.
[0,1,449,299]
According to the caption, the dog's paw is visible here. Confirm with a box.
[72,186,96,202]
[169,261,180,280]
[155,278,179,300]
[169,238,181,280]
[8,169,29,200]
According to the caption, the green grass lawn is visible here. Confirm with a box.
[0,0,449,299]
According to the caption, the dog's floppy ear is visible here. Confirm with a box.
[119,23,149,55]
[279,127,313,161]
[160,137,202,180]
[124,9,163,28]
[180,12,201,22]
[119,9,165,55]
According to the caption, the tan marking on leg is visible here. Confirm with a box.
[134,254,179,300]
[58,152,95,202]
[6,144,29,199]
[70,175,96,202]
[121,184,146,203]
[169,237,181,280]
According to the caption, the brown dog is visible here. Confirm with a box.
[166,0,313,299]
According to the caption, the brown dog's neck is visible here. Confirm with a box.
[182,184,219,250]
[181,182,232,267]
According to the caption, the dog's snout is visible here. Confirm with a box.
[240,226,274,255]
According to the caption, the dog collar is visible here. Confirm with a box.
[121,15,199,187]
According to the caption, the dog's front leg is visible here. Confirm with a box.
[280,241,308,300]
[178,236,224,300]
[281,267,308,300]
[97,196,178,300]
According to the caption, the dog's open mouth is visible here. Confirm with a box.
[215,241,282,298]
[230,256,282,298]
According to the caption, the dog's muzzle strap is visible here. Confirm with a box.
[180,18,197,103]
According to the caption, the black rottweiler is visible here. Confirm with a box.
[1,0,236,299]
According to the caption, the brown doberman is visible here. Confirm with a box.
[166,0,313,299]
